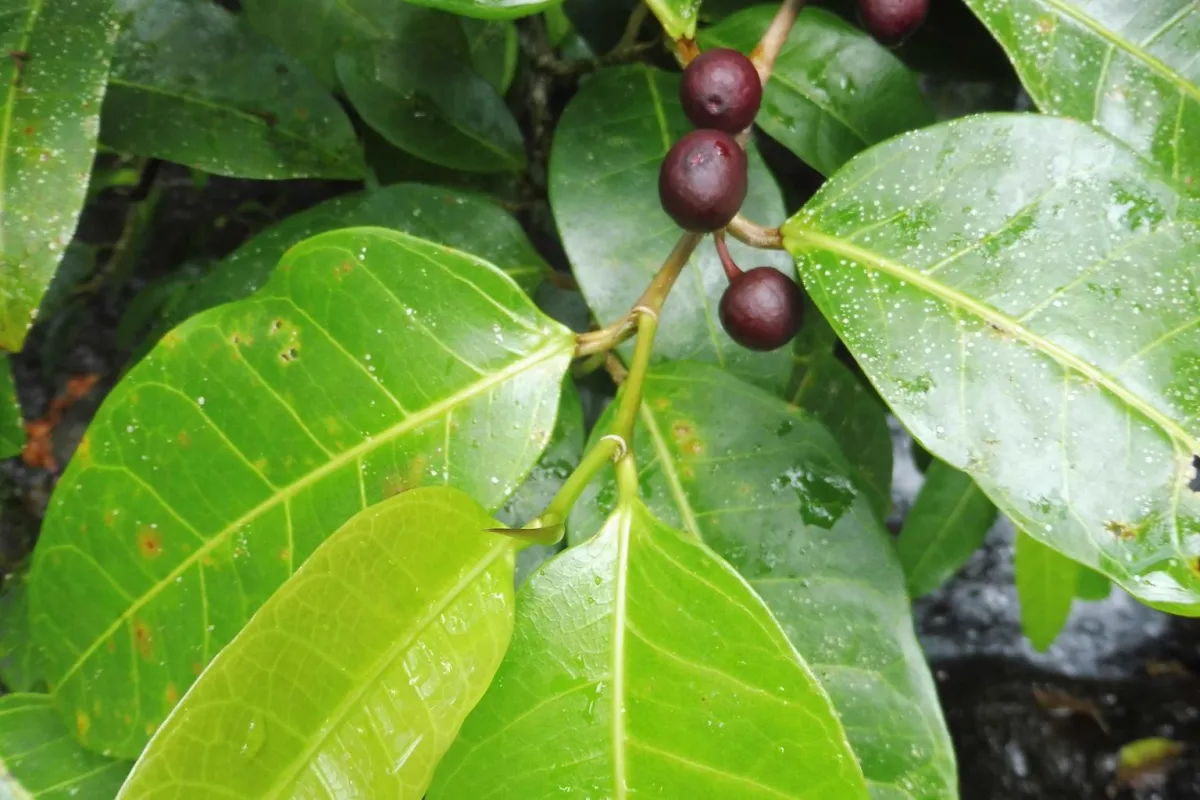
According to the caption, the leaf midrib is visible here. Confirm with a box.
[52,338,571,688]
[0,0,47,258]
[788,228,1200,454]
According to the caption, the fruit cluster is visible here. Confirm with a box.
[658,48,803,352]
[858,0,930,46]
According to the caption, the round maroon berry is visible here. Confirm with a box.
[680,48,763,134]
[857,0,929,46]
[719,267,805,351]
[659,129,748,232]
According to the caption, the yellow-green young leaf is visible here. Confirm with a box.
[431,499,868,799]
[0,0,119,352]
[0,358,22,457]
[567,362,956,799]
[963,0,1200,192]
[700,6,934,177]
[646,0,701,39]
[784,114,1200,613]
[118,487,514,799]
[0,693,131,797]
[102,0,364,179]
[1015,530,1078,652]
[550,65,793,391]
[28,227,573,759]
[897,460,998,598]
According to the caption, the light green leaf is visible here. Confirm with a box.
[0,573,47,693]
[0,358,22,457]
[791,354,892,520]
[550,65,793,391]
[1015,530,1078,651]
[102,0,364,179]
[567,362,956,800]
[0,693,130,797]
[0,0,119,352]
[462,18,518,94]
[963,0,1200,192]
[784,113,1200,613]
[337,42,526,174]
[29,227,573,758]
[403,0,563,20]
[700,6,934,177]
[897,460,998,598]
[646,0,701,39]
[159,183,550,340]
[1077,563,1113,601]
[118,487,514,799]
[431,499,868,799]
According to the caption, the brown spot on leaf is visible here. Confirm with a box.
[192,662,204,675]
[654,397,670,411]
[671,421,693,440]
[279,547,291,563]
[165,683,178,705]
[137,527,163,559]
[76,709,89,740]
[106,638,115,653]
[336,261,353,276]
[269,319,283,335]
[178,430,190,448]
[1105,520,1138,540]
[133,620,153,660]
[104,510,116,527]
[280,347,298,363]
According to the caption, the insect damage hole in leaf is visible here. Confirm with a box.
[1189,455,1200,493]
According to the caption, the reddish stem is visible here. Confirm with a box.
[714,231,743,281]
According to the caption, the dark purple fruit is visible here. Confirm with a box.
[719,267,805,351]
[659,129,748,232]
[857,0,929,45]
[680,48,763,134]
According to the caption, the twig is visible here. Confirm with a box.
[751,0,804,83]
[727,214,784,250]
[611,2,650,56]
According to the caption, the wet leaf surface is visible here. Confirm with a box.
[0,573,46,692]
[118,488,515,799]
[701,6,934,177]
[646,0,702,39]
[28,228,572,758]
[784,114,1200,612]
[103,0,364,179]
[568,362,956,799]
[0,0,119,352]
[1016,530,1078,652]
[431,498,868,799]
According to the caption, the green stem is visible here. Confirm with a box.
[535,435,620,528]
[611,311,658,445]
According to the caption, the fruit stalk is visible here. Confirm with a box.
[727,212,783,250]
[751,0,805,83]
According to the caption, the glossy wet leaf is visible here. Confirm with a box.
[568,362,956,799]
[0,693,131,797]
[963,0,1200,192]
[1016,530,1078,651]
[0,0,118,352]
[462,19,517,94]
[102,0,363,179]
[784,114,1200,613]
[431,499,868,799]
[646,0,701,39]
[338,41,525,174]
[791,354,892,520]
[0,359,22,457]
[29,227,573,758]
[897,460,998,598]
[700,6,934,177]
[403,0,562,20]
[118,487,514,799]
[550,65,793,391]
[0,573,46,692]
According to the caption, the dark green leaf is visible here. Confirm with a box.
[431,499,869,799]
[1016,530,1078,651]
[118,487,515,799]
[646,0,701,39]
[701,6,934,177]
[403,0,563,20]
[550,65,793,391]
[568,362,957,799]
[102,0,364,179]
[0,694,130,796]
[1076,564,1112,602]
[791,354,892,519]
[337,42,525,174]
[462,18,518,94]
[0,573,47,692]
[0,359,22,458]
[0,0,119,352]
[963,0,1200,192]
[897,460,998,598]
[783,114,1200,613]
[161,183,550,338]
[29,228,573,758]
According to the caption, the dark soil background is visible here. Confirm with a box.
[3,2,1199,797]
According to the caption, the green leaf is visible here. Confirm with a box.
[462,19,518,94]
[431,499,869,799]
[403,0,563,20]
[700,6,934,177]
[550,65,793,391]
[118,487,514,799]
[791,354,892,520]
[0,0,119,352]
[646,0,701,39]
[337,41,526,174]
[567,362,956,799]
[1076,564,1112,602]
[0,358,23,458]
[0,694,131,797]
[897,460,998,598]
[29,227,573,758]
[0,573,47,692]
[963,0,1200,192]
[1015,530,1078,651]
[102,0,364,179]
[783,113,1200,614]
[160,183,550,339]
